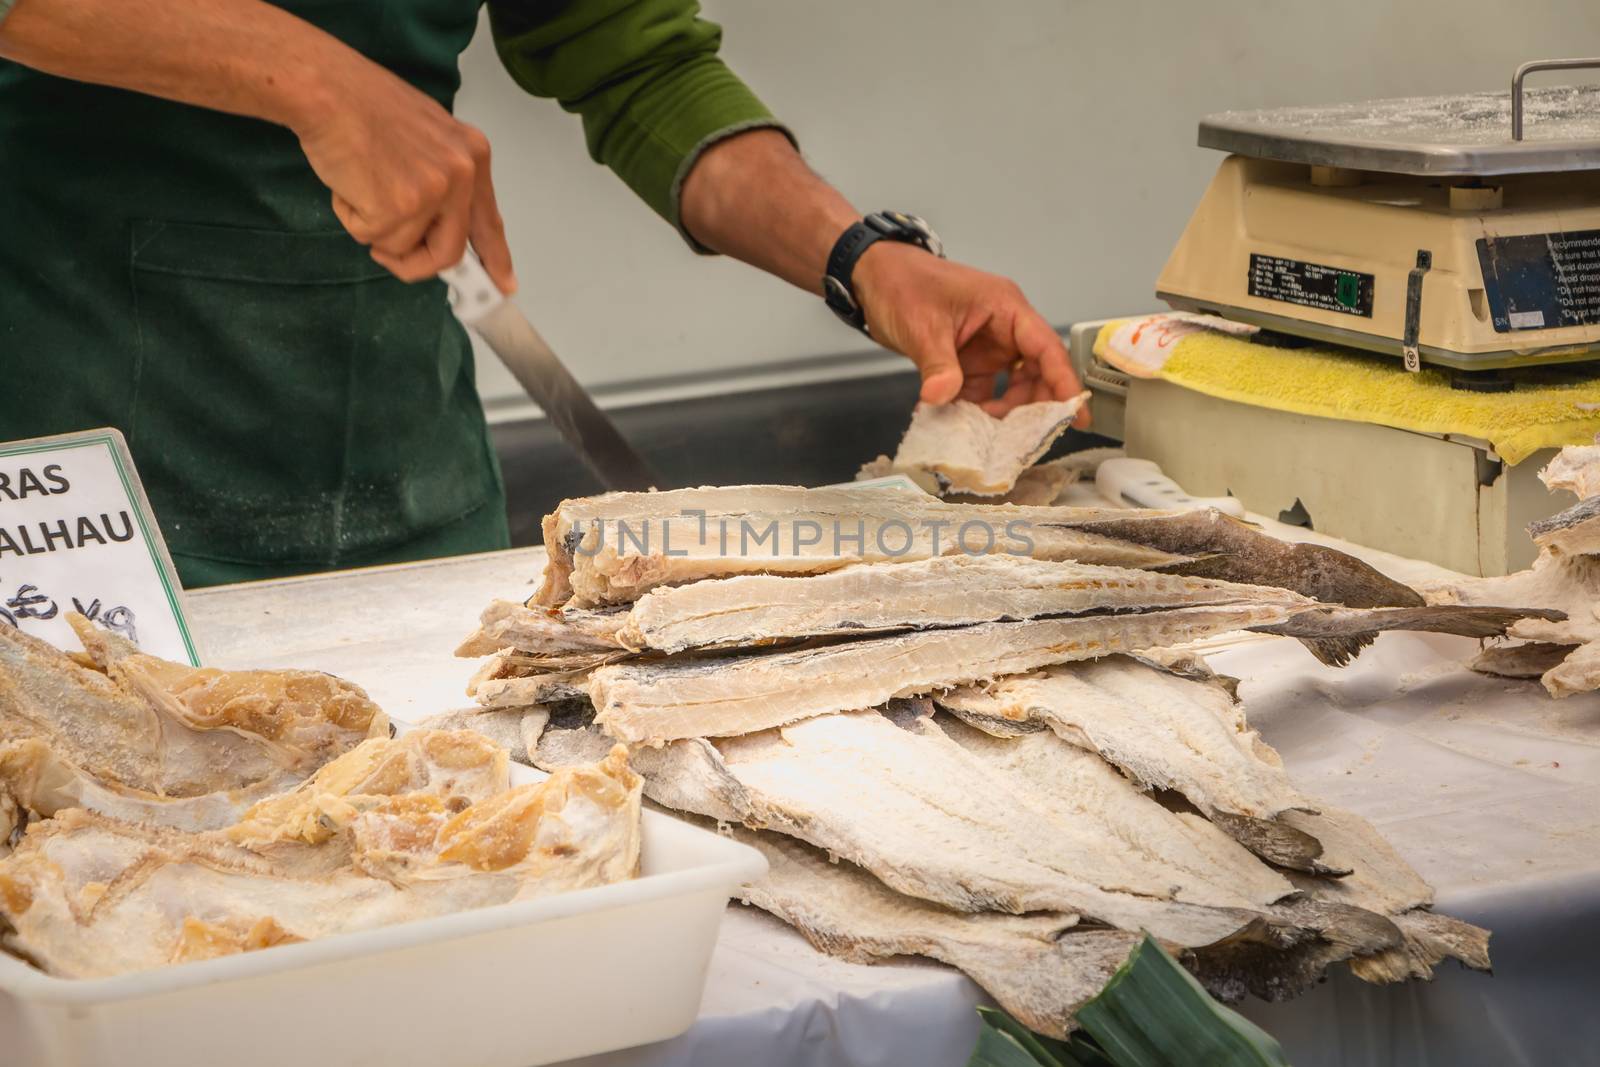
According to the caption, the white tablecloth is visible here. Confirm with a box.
[188,539,1600,1067]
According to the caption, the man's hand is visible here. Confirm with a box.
[0,0,515,292]
[852,242,1084,419]
[680,130,1086,422]
[292,62,516,291]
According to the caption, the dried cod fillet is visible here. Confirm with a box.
[415,706,551,764]
[227,730,510,848]
[539,709,1283,947]
[922,709,1293,906]
[455,599,626,660]
[1540,439,1600,500]
[475,670,593,709]
[889,397,1086,496]
[945,461,1078,506]
[1279,808,1432,916]
[536,484,1184,606]
[1433,440,1600,696]
[0,738,292,834]
[536,486,1421,612]
[1273,807,1490,984]
[590,603,1299,745]
[0,618,386,814]
[935,658,1305,824]
[731,820,1447,1017]
[613,555,1310,654]
[0,741,641,978]
[533,713,1479,998]
[732,823,1139,1039]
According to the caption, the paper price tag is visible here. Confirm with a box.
[0,428,199,664]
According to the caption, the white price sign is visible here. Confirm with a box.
[0,428,198,664]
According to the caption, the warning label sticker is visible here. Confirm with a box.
[1477,229,1600,333]
[1247,254,1374,318]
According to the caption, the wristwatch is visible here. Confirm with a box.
[823,211,945,334]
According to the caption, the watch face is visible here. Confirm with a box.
[870,211,944,258]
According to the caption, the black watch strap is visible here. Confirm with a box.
[823,211,944,334]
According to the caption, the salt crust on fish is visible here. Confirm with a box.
[937,657,1306,823]
[543,706,1289,945]
[590,603,1301,745]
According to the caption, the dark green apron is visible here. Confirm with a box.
[0,0,509,587]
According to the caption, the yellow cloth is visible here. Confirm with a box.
[1094,318,1600,465]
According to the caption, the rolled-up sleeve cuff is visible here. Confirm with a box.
[593,53,795,254]
[670,117,796,253]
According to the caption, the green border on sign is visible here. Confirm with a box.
[0,429,200,665]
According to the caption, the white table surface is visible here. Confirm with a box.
[186,525,1600,1067]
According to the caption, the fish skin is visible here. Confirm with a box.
[590,603,1301,745]
[1066,510,1427,608]
[1250,604,1567,667]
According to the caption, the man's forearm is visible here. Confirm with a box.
[680,127,1085,416]
[679,129,858,295]
[0,0,346,131]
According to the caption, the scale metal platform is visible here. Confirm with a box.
[1158,60,1600,372]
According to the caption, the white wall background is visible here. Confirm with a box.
[454,0,1600,418]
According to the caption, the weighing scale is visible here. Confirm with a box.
[1071,61,1600,576]
[1158,59,1600,375]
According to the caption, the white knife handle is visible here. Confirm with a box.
[441,253,508,325]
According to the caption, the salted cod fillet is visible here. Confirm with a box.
[610,555,1310,654]
[1435,438,1600,696]
[535,707,1290,947]
[0,615,388,830]
[731,822,1139,1038]
[536,486,1425,609]
[919,710,1480,986]
[533,711,1486,998]
[935,658,1304,823]
[0,740,642,978]
[888,397,1086,496]
[590,603,1300,744]
[536,485,1189,606]
[460,556,1313,667]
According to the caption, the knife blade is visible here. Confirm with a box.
[442,253,659,492]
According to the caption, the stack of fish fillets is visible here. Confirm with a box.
[442,484,1544,1036]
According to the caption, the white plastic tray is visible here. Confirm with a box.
[0,759,766,1067]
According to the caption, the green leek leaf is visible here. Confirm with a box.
[1074,935,1291,1067]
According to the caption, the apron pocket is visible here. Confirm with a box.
[129,220,397,567]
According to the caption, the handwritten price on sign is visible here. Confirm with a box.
[0,579,139,643]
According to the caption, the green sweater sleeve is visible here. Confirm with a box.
[488,0,792,251]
